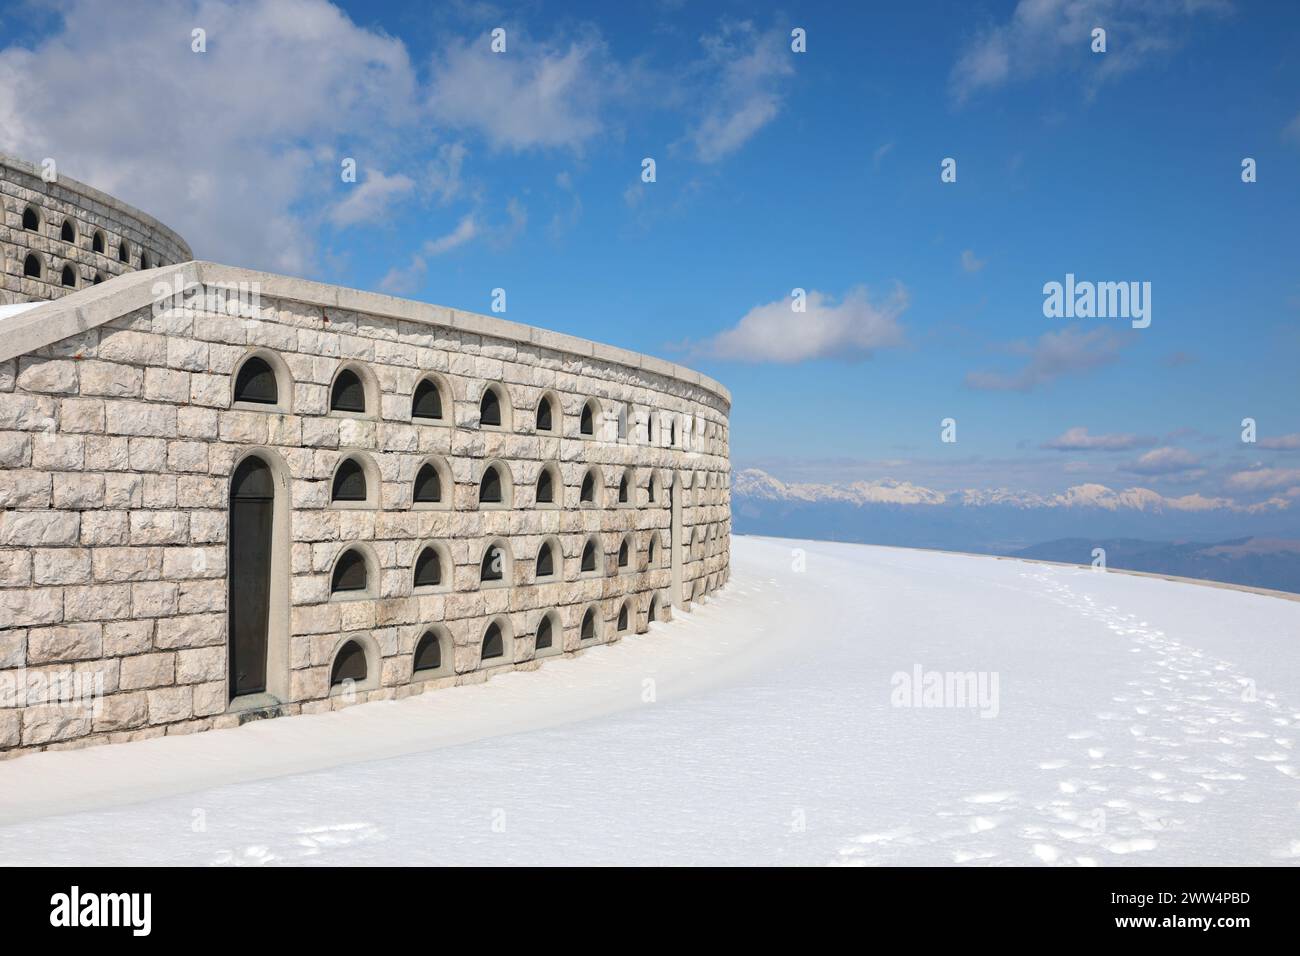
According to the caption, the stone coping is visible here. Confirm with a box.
[0,259,732,408]
[0,152,193,259]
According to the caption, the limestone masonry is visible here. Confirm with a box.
[0,161,731,756]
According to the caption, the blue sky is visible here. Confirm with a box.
[2,0,1298,515]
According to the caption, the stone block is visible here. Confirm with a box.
[78,361,143,398]
[27,622,102,663]
[16,357,78,394]
[93,692,149,732]
[175,646,224,684]
[0,471,52,508]
[104,400,176,438]
[32,549,92,586]
[154,613,225,649]
[129,511,189,545]
[147,685,193,723]
[62,584,132,622]
[21,706,92,746]
[119,652,176,690]
[52,473,106,509]
[0,510,77,546]
[103,620,153,656]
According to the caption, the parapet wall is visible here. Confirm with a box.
[1,153,192,306]
[0,262,731,754]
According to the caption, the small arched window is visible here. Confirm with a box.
[233,356,278,405]
[536,395,553,432]
[92,230,106,254]
[648,474,657,504]
[536,615,554,651]
[60,220,75,243]
[536,541,555,578]
[331,549,368,594]
[413,463,442,504]
[618,473,629,503]
[581,608,596,641]
[414,547,442,588]
[580,471,596,504]
[479,387,502,427]
[617,538,629,568]
[580,401,595,436]
[648,595,658,623]
[536,468,554,504]
[412,378,442,420]
[647,414,655,443]
[481,545,504,583]
[648,535,657,564]
[92,273,104,285]
[482,622,504,660]
[330,639,367,685]
[332,458,367,502]
[413,631,442,673]
[479,465,502,504]
[117,240,129,263]
[617,404,628,440]
[669,419,676,446]
[21,206,39,231]
[581,539,598,573]
[140,250,152,269]
[617,603,629,632]
[331,368,366,413]
[60,265,76,288]
[22,254,41,278]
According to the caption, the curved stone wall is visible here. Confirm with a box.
[1,153,192,306]
[0,262,731,754]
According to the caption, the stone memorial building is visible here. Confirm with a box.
[0,153,731,755]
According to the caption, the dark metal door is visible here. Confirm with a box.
[229,457,273,697]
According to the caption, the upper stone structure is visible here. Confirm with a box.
[1,153,192,306]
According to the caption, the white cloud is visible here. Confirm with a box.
[1122,446,1202,475]
[698,286,908,363]
[427,29,613,151]
[960,249,986,273]
[329,169,416,228]
[950,0,1230,104]
[685,21,794,163]
[1259,433,1300,450]
[379,214,478,294]
[965,326,1127,392]
[426,215,479,255]
[1226,468,1300,492]
[1042,426,1156,451]
[422,142,470,205]
[1283,111,1300,144]
[0,0,419,275]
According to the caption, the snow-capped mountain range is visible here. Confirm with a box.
[732,468,1261,513]
[731,469,1300,574]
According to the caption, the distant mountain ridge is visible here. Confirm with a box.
[731,468,1300,592]
[733,468,1258,513]
[1011,537,1300,595]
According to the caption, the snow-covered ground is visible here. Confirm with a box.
[2,535,1299,866]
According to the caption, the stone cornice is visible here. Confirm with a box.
[0,260,731,408]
